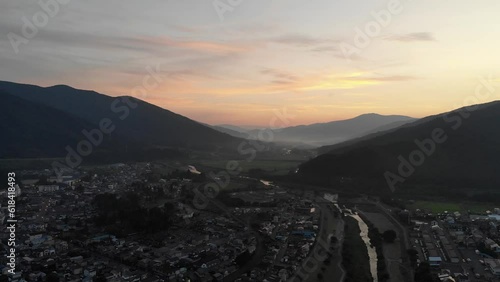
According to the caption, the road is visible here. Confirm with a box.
[293,198,345,282]
[375,201,414,282]
[359,209,405,282]
[332,213,346,282]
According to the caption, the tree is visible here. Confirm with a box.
[94,276,107,282]
[45,272,60,282]
[407,249,419,267]
[75,185,85,193]
[235,251,253,267]
[330,236,338,244]
[415,262,438,282]
[382,230,397,243]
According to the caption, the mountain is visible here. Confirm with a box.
[215,124,250,133]
[316,119,422,155]
[246,114,416,146]
[362,119,416,136]
[0,91,120,158]
[297,101,500,193]
[211,125,249,139]
[0,81,244,158]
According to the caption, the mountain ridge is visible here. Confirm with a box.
[244,113,416,146]
[297,100,500,193]
[0,80,244,158]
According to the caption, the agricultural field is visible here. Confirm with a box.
[0,158,64,170]
[407,200,495,214]
[195,159,302,176]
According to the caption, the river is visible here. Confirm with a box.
[350,214,378,282]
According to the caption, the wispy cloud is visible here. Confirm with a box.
[383,32,436,42]
[135,36,253,54]
[260,68,299,84]
[348,75,417,82]
[310,46,339,53]
[269,34,339,47]
[294,73,416,92]
[181,70,418,96]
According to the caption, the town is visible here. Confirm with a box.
[0,163,338,281]
[1,162,500,282]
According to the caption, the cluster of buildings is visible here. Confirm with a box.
[1,163,284,281]
[0,164,167,281]
[409,206,500,281]
[225,189,323,281]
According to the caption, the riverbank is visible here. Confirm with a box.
[342,216,374,282]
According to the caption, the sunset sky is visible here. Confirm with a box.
[1,0,500,126]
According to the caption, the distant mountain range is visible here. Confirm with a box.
[297,101,500,193]
[210,125,249,139]
[0,81,243,159]
[214,124,251,133]
[5,80,500,195]
[215,114,416,147]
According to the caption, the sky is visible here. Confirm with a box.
[1,0,500,126]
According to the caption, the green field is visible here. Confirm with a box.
[196,159,302,176]
[408,200,495,214]
[0,158,64,170]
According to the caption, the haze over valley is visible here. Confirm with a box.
[2,1,500,282]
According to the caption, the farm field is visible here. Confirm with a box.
[195,159,302,176]
[0,158,64,170]
[408,200,495,214]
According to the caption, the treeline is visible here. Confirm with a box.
[216,192,278,207]
[83,147,185,165]
[362,216,391,282]
[342,216,373,282]
[414,262,439,282]
[93,192,175,235]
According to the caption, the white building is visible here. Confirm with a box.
[38,185,59,192]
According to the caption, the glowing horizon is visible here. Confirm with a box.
[2,0,500,126]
